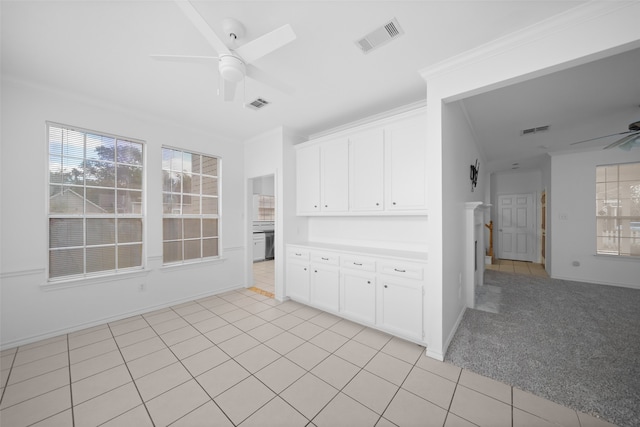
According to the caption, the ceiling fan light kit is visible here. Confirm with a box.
[219,55,245,83]
[570,120,640,151]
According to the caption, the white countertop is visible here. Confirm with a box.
[288,241,428,262]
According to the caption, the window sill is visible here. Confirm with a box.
[41,269,151,291]
[160,257,227,271]
[594,254,640,262]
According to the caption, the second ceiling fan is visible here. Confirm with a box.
[153,1,296,101]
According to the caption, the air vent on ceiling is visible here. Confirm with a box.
[245,98,269,110]
[355,18,404,54]
[521,125,550,136]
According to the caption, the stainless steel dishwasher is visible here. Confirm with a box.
[264,231,274,260]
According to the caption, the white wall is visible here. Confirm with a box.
[0,78,246,349]
[541,154,552,272]
[440,101,486,356]
[550,149,640,289]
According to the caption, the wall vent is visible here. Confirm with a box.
[355,18,404,54]
[521,125,550,136]
[245,98,269,110]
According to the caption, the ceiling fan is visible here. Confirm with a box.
[152,0,296,101]
[570,120,640,151]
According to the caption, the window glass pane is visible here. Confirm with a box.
[118,219,142,243]
[162,148,173,170]
[202,176,217,196]
[118,244,142,268]
[601,165,618,183]
[86,218,115,245]
[182,195,200,214]
[117,140,143,165]
[619,163,640,181]
[85,161,115,187]
[595,183,606,200]
[595,166,607,183]
[62,157,84,185]
[184,239,201,260]
[86,188,116,213]
[117,190,143,214]
[49,127,63,156]
[50,248,83,278]
[182,152,194,173]
[202,219,218,238]
[50,186,85,214]
[163,193,181,214]
[170,150,182,171]
[183,173,193,194]
[62,129,84,158]
[184,219,200,239]
[117,165,143,189]
[202,197,218,215]
[202,156,217,176]
[163,218,182,240]
[86,246,116,273]
[50,218,83,248]
[86,134,115,162]
[49,156,62,184]
[163,241,182,263]
[203,238,218,257]
[192,154,202,174]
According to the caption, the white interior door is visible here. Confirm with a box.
[498,193,536,262]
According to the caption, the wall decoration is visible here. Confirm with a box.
[470,159,479,191]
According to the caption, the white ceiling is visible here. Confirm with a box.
[4,1,637,174]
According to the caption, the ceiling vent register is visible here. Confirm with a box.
[246,98,270,110]
[521,125,550,136]
[356,18,404,54]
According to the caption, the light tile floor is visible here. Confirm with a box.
[485,259,549,277]
[253,259,275,295]
[0,289,615,426]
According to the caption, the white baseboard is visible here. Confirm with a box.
[0,283,244,351]
[440,305,467,361]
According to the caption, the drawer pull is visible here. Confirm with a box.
[295,253,302,256]
[394,268,406,273]
[384,285,388,288]
[353,262,362,266]
[367,281,371,284]
[304,268,307,271]
[321,257,329,261]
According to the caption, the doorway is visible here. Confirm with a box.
[250,175,275,297]
[497,193,536,262]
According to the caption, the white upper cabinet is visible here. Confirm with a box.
[296,107,427,216]
[321,138,349,212]
[296,145,321,213]
[385,116,427,211]
[349,128,384,212]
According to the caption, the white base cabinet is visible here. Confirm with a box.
[286,243,427,345]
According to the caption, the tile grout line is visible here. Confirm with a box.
[66,333,76,427]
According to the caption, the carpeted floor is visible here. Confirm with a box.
[446,269,640,427]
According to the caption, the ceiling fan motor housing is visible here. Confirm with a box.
[219,55,245,82]
[630,121,640,131]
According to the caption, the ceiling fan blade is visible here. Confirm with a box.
[150,54,219,63]
[603,132,640,150]
[235,24,296,64]
[570,130,634,145]
[174,0,230,56]
[221,78,237,101]
[246,64,295,95]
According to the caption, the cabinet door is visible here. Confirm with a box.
[296,146,321,214]
[385,117,427,211]
[311,266,340,312]
[349,129,384,211]
[377,277,423,340]
[340,270,376,324]
[286,262,310,302]
[321,139,349,212]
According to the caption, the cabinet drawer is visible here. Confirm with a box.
[379,261,424,280]
[341,255,376,272]
[288,248,310,261]
[311,252,339,265]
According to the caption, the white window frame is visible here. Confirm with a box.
[596,161,640,258]
[162,146,221,265]
[46,122,146,282]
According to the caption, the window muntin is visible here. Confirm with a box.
[596,162,640,257]
[48,123,144,280]
[162,148,219,264]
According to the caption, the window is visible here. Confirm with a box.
[256,195,275,220]
[48,123,144,280]
[162,148,219,264]
[596,162,640,257]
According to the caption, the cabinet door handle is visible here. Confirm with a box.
[314,270,318,273]
[375,202,379,206]
[394,268,406,273]
[321,257,329,261]
[393,202,397,205]
[367,281,371,284]
[324,205,328,208]
[303,268,307,271]
[384,285,388,288]
[295,253,302,256]
[314,205,318,208]
[353,262,362,266]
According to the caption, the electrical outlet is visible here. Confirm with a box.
[138,283,146,292]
